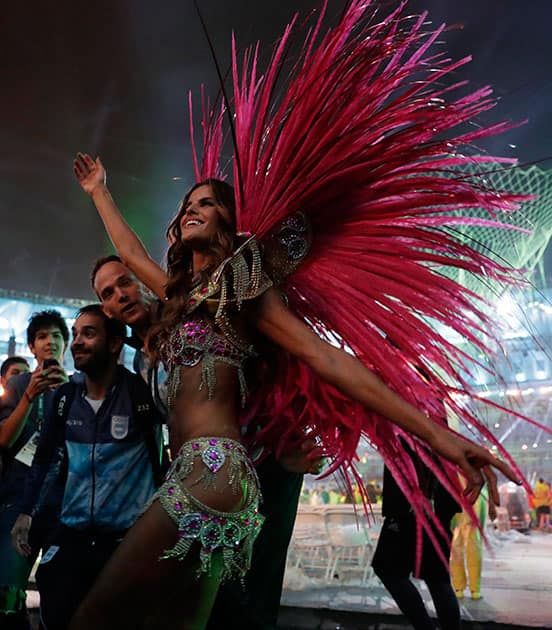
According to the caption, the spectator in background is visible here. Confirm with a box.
[450,489,496,600]
[0,358,30,396]
[366,481,378,504]
[0,357,30,482]
[0,311,69,630]
[533,478,551,532]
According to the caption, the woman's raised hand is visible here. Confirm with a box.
[73,152,106,195]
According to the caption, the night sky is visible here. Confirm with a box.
[2,0,551,299]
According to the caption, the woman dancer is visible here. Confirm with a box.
[69,153,518,629]
[67,0,541,625]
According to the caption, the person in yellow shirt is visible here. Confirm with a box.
[450,490,496,600]
[533,478,551,531]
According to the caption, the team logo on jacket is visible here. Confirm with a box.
[111,415,129,439]
[40,545,60,564]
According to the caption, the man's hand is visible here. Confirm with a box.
[25,367,54,402]
[11,514,32,557]
[278,439,325,475]
[43,364,69,390]
[429,428,520,506]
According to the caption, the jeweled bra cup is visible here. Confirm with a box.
[155,437,263,580]
[162,317,254,409]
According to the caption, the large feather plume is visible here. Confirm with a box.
[192,0,549,553]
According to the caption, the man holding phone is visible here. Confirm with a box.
[0,310,69,630]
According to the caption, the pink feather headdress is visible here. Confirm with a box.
[187,0,549,566]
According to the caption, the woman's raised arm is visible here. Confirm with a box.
[74,153,168,300]
[254,287,520,505]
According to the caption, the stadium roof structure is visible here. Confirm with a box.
[441,164,552,297]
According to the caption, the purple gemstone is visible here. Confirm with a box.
[209,439,218,445]
[210,453,218,460]
[168,487,175,495]
[192,443,199,450]
[175,501,182,511]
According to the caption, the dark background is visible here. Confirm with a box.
[2,0,551,299]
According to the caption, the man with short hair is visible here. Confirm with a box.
[91,254,154,338]
[0,311,69,630]
[91,255,167,415]
[12,305,162,629]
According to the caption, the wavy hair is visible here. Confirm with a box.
[147,179,237,355]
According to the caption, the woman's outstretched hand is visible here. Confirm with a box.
[429,428,520,505]
[73,152,106,195]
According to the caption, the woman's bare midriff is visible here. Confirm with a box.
[168,361,243,453]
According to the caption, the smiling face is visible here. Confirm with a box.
[179,184,232,247]
[94,261,151,328]
[71,312,122,375]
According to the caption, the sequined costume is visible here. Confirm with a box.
[160,236,272,409]
[153,437,262,580]
[156,237,271,579]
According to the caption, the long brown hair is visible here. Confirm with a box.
[147,178,237,355]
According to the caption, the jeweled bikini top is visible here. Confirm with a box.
[160,219,312,409]
[161,236,272,409]
[161,315,256,408]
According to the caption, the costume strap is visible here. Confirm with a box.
[184,235,272,323]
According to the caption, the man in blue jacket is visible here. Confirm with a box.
[12,304,162,630]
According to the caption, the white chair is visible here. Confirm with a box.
[324,508,375,584]
[288,508,331,576]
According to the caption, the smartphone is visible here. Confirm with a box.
[43,359,59,369]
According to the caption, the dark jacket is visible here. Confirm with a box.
[0,373,65,513]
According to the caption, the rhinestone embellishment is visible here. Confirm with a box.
[201,445,226,473]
